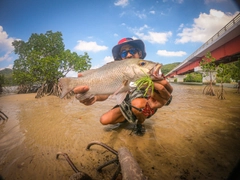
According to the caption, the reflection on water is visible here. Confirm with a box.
[0,114,25,155]
[0,102,25,162]
[0,84,240,180]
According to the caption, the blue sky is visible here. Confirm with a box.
[0,0,239,76]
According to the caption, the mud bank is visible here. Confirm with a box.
[0,84,240,180]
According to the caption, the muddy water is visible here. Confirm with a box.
[0,84,240,180]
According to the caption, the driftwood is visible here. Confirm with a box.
[56,141,147,180]
[118,147,146,180]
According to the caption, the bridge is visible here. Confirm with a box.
[166,13,240,82]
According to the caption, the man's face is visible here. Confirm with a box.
[120,44,142,60]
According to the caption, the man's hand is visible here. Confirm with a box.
[147,79,173,109]
[73,85,98,106]
[72,73,96,106]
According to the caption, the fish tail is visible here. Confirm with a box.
[59,78,73,99]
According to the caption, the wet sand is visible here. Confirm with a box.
[0,84,240,180]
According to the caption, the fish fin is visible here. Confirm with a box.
[112,80,129,104]
[113,80,129,95]
[59,78,73,99]
[115,92,128,104]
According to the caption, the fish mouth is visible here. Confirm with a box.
[150,63,163,80]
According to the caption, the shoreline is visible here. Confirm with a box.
[0,84,240,180]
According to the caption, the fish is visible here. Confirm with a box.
[59,58,162,104]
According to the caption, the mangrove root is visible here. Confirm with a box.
[0,111,8,121]
[56,152,92,180]
[57,141,147,180]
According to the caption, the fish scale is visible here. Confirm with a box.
[59,58,161,104]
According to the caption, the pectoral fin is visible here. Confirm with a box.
[112,79,130,104]
[59,78,73,99]
[115,92,128,104]
[113,80,129,95]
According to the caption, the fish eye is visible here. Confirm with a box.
[139,61,146,66]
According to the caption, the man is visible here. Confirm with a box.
[73,38,173,135]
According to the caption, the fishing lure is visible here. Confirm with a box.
[135,71,154,96]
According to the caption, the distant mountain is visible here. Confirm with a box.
[0,68,13,77]
[162,62,181,75]
[0,68,14,86]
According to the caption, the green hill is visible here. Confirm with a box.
[0,68,14,86]
[162,62,181,75]
[0,68,13,76]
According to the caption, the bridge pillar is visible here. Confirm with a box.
[175,75,186,82]
[167,77,175,82]
[202,72,217,83]
[194,66,217,83]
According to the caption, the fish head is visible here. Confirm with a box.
[128,59,163,80]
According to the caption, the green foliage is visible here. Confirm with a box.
[162,62,181,75]
[200,52,216,96]
[0,68,13,76]
[59,50,91,76]
[135,74,154,96]
[229,58,240,81]
[200,52,217,74]
[0,68,16,86]
[200,51,217,83]
[0,74,4,86]
[216,63,231,83]
[12,31,91,87]
[184,72,202,82]
[134,62,181,96]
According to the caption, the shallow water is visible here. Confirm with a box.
[0,84,240,180]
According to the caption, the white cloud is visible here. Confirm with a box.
[0,51,12,62]
[135,11,147,19]
[0,64,13,70]
[0,26,14,53]
[66,70,78,77]
[74,40,108,52]
[139,24,149,31]
[104,56,114,63]
[136,31,172,44]
[0,26,15,63]
[114,0,128,7]
[204,0,227,4]
[177,23,184,31]
[130,24,172,44]
[114,33,118,37]
[90,65,100,69]
[163,0,184,3]
[157,50,187,57]
[149,11,155,14]
[175,9,238,44]
[176,0,184,4]
[119,12,126,17]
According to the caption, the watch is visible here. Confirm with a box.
[165,95,172,106]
